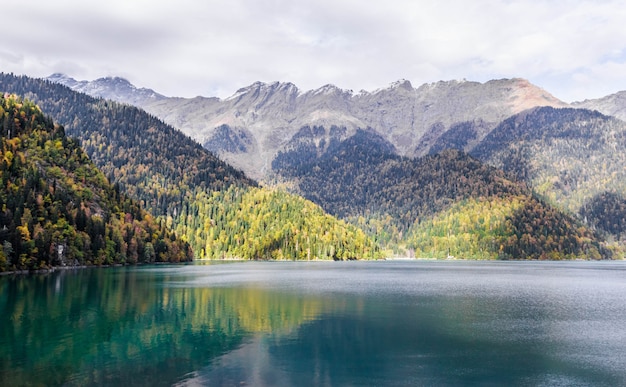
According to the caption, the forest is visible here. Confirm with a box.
[1,73,620,262]
[0,74,379,265]
[272,127,612,259]
[471,107,626,246]
[0,94,192,271]
[177,186,380,260]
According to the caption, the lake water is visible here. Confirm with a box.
[2,261,626,386]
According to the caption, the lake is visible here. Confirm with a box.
[2,260,626,386]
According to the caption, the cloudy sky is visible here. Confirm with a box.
[3,0,626,102]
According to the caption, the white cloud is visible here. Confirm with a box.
[2,0,626,101]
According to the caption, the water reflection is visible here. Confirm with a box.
[2,261,626,386]
[0,266,325,386]
[180,292,625,386]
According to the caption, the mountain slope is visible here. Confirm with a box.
[47,73,166,106]
[188,186,380,260]
[572,91,626,121]
[0,94,192,271]
[1,73,255,218]
[37,73,620,259]
[272,128,610,259]
[471,107,626,210]
[48,75,566,180]
[1,73,379,260]
[471,106,626,244]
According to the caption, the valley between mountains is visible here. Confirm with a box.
[1,72,625,270]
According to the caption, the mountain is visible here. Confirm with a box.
[0,94,192,272]
[41,73,620,259]
[471,106,626,245]
[48,75,566,180]
[273,128,610,259]
[572,91,626,121]
[47,73,166,106]
[1,73,379,260]
[4,74,255,219]
[191,186,380,260]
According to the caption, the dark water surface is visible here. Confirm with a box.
[2,260,626,386]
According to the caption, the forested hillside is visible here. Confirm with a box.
[0,73,379,260]
[0,94,192,272]
[4,73,617,261]
[182,186,379,260]
[471,107,626,244]
[0,73,255,217]
[273,127,611,259]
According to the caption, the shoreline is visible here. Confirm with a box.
[0,263,122,276]
[1,256,617,275]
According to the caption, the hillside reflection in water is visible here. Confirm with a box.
[2,261,626,386]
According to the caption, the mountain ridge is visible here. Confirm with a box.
[0,73,381,261]
[5,73,620,259]
[271,127,610,259]
[47,73,167,106]
[572,90,626,121]
[0,93,193,271]
[47,74,567,180]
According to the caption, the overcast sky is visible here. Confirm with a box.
[3,0,626,102]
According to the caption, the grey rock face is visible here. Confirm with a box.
[48,74,566,181]
[572,91,626,121]
[47,74,166,107]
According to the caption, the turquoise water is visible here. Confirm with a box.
[2,261,626,386]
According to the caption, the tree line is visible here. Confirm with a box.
[272,126,612,259]
[0,73,379,261]
[0,94,192,271]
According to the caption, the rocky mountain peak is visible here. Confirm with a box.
[367,79,415,96]
[226,81,301,105]
[48,74,572,180]
[47,73,79,87]
[308,84,353,97]
[93,76,135,88]
[502,78,567,111]
[390,79,413,91]
[572,90,626,121]
[46,73,166,106]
